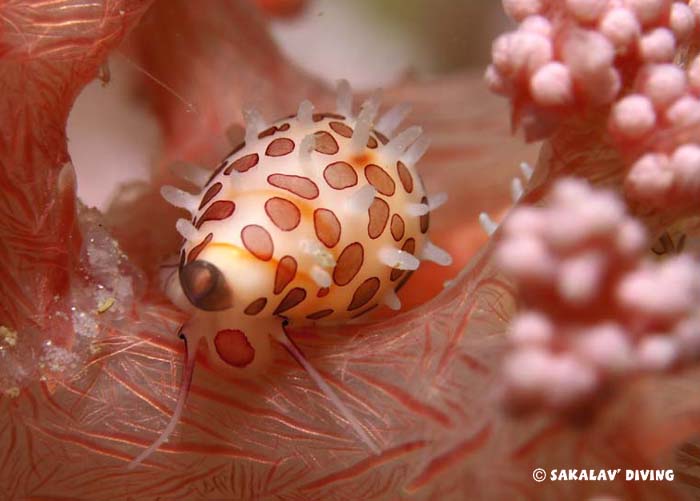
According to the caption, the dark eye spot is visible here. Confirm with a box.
[179,260,232,311]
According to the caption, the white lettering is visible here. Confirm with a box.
[549,469,621,481]
[625,469,675,481]
[548,468,674,482]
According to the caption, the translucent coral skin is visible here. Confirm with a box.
[0,1,151,373]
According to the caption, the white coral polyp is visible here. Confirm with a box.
[520,15,552,37]
[639,64,688,110]
[638,27,676,63]
[671,144,700,193]
[611,94,656,139]
[600,7,641,48]
[503,348,554,398]
[665,96,700,126]
[509,311,554,346]
[496,236,556,282]
[557,251,605,304]
[563,29,615,80]
[614,219,647,256]
[617,256,700,318]
[544,354,598,407]
[670,2,696,40]
[636,336,678,371]
[624,153,673,204]
[530,62,574,107]
[492,31,553,78]
[575,323,633,373]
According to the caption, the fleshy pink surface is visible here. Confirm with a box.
[1,0,699,499]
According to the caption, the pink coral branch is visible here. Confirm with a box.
[489,0,700,219]
[497,177,700,412]
[488,2,700,437]
[0,1,153,343]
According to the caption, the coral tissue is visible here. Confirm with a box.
[497,178,700,412]
[489,0,700,213]
[489,1,700,412]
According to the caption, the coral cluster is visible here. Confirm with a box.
[489,0,700,413]
[488,0,700,213]
[497,178,700,411]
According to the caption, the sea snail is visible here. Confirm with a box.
[129,81,451,467]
